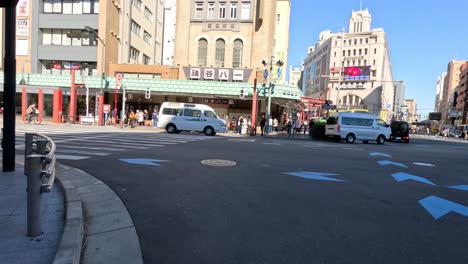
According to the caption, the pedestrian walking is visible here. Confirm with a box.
[152,110,159,127]
[260,114,266,136]
[273,118,279,132]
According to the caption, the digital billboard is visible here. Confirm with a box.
[343,66,370,81]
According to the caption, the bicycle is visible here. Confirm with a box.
[23,113,42,125]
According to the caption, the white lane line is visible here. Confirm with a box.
[86,137,179,145]
[57,142,157,149]
[55,154,89,160]
[413,162,436,167]
[55,150,111,156]
[57,145,127,151]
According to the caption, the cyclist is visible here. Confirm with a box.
[26,103,38,122]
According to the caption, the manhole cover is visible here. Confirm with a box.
[201,159,236,167]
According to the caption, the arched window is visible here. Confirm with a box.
[232,39,243,68]
[197,38,208,66]
[215,39,225,68]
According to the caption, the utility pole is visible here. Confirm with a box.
[3,1,18,172]
[265,48,274,135]
[335,29,345,112]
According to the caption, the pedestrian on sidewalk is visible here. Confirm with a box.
[303,119,308,134]
[273,117,278,132]
[152,110,159,127]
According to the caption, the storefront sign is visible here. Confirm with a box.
[233,70,244,81]
[189,68,201,79]
[204,98,229,104]
[16,19,28,36]
[204,68,215,80]
[218,69,229,81]
[338,83,366,89]
[16,0,29,16]
[184,67,252,82]
[344,56,365,61]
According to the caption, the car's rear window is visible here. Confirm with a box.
[327,117,338,125]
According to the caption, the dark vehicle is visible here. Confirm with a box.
[390,121,410,143]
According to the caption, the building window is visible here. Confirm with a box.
[359,49,362,55]
[344,40,346,45]
[130,47,140,62]
[52,29,62,45]
[335,41,337,47]
[144,7,153,22]
[365,48,368,55]
[364,60,367,65]
[215,39,225,67]
[347,61,350,66]
[276,14,280,23]
[334,52,336,57]
[358,60,361,66]
[241,2,250,19]
[82,30,97,46]
[354,39,357,45]
[132,0,142,10]
[143,54,151,65]
[45,0,62,13]
[352,61,355,66]
[360,38,363,44]
[198,38,208,66]
[342,50,345,57]
[373,60,376,65]
[219,2,226,18]
[347,50,351,56]
[195,2,203,19]
[207,2,215,19]
[372,70,376,77]
[232,39,243,68]
[374,48,377,54]
[353,49,356,56]
[41,60,97,76]
[131,20,141,36]
[366,38,369,44]
[143,31,152,45]
[230,2,237,19]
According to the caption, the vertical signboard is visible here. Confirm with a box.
[16,0,29,16]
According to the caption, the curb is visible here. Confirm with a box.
[54,163,143,264]
[53,177,84,264]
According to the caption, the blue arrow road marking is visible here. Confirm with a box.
[448,185,468,191]
[413,162,435,167]
[285,172,346,182]
[418,196,468,220]
[369,152,392,158]
[119,158,170,166]
[391,172,436,186]
[378,160,408,168]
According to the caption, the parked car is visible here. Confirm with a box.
[389,121,410,143]
[448,129,461,138]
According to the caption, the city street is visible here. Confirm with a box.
[14,125,468,264]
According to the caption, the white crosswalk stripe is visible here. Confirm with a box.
[10,125,217,160]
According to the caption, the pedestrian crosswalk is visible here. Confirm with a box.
[8,124,215,160]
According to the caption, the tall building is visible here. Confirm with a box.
[273,0,290,83]
[393,81,405,120]
[162,0,176,66]
[440,60,468,123]
[455,64,468,125]
[173,0,290,83]
[15,0,166,77]
[404,99,418,123]
[289,65,302,87]
[434,72,447,112]
[302,9,395,121]
[0,9,4,70]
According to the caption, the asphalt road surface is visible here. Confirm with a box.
[29,128,468,264]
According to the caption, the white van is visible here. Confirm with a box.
[157,102,226,136]
[325,112,391,144]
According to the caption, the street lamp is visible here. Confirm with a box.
[84,26,105,93]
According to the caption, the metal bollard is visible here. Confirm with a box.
[25,154,44,237]
[35,140,48,155]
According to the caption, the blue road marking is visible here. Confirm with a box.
[285,172,346,182]
[448,185,468,191]
[378,160,408,168]
[413,162,435,167]
[391,172,436,186]
[120,158,170,166]
[369,152,392,158]
[418,196,468,220]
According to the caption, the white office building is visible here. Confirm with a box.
[162,0,176,66]
[434,72,447,112]
[302,9,395,121]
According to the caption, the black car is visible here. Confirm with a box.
[390,121,410,143]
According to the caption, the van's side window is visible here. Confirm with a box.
[204,111,216,118]
[376,119,387,127]
[162,108,183,116]
[184,109,201,117]
[342,117,373,126]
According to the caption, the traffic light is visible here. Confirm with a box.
[145,89,151,99]
[271,84,275,94]
[262,59,268,67]
[240,88,245,98]
[276,60,284,67]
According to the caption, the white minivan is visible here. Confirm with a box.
[325,112,391,144]
[157,102,226,136]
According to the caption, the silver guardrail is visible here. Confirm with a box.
[24,133,57,237]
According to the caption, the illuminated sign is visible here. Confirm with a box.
[343,66,370,81]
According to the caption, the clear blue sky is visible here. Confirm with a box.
[288,0,468,117]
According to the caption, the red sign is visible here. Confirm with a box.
[116,73,123,81]
[103,104,111,114]
[330,67,343,73]
[52,63,61,69]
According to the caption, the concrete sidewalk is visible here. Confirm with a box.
[0,155,143,264]
[0,157,64,264]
